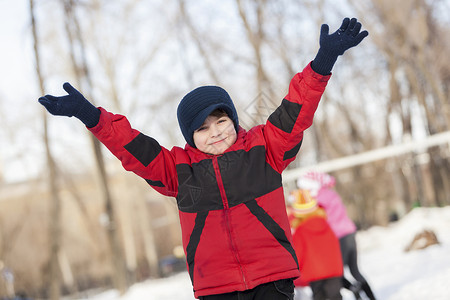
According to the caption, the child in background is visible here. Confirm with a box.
[288,189,343,300]
[39,18,368,300]
[298,172,376,300]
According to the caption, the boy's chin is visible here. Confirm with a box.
[205,144,231,155]
[206,148,228,155]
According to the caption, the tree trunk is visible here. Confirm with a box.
[29,0,62,298]
[62,0,128,294]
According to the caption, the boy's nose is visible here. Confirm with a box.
[210,124,222,137]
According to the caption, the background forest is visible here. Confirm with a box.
[0,0,449,299]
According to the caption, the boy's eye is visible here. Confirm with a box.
[196,126,207,132]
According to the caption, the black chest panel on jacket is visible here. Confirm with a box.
[176,145,282,213]
[176,159,222,212]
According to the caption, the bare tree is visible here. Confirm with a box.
[235,0,277,126]
[61,0,128,294]
[348,0,450,209]
[177,0,222,85]
[29,0,65,298]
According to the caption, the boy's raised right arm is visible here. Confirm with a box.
[38,84,179,197]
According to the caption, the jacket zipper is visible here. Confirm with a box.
[212,156,248,289]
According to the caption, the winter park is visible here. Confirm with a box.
[1,1,449,300]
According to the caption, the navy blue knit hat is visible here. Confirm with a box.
[177,86,239,147]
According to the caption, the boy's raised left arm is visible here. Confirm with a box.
[311,17,368,76]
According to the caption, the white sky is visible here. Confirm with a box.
[0,1,43,183]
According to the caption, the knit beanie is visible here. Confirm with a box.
[177,86,239,147]
[291,189,319,216]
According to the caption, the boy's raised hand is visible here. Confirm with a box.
[320,17,368,56]
[38,82,100,128]
[312,17,368,76]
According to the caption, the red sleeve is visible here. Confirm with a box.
[263,62,330,172]
[88,108,178,197]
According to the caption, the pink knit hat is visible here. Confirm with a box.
[297,171,336,192]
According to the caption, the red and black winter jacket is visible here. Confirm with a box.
[89,63,330,297]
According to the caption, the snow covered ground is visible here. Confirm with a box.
[86,206,450,300]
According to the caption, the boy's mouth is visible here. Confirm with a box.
[210,138,226,145]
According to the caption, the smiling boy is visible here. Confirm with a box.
[39,18,368,300]
[193,109,237,155]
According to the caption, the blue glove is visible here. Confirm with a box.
[312,17,369,75]
[38,82,100,128]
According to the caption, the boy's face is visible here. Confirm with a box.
[193,115,237,155]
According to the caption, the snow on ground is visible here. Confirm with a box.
[85,206,450,300]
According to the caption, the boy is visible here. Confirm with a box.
[39,18,368,300]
